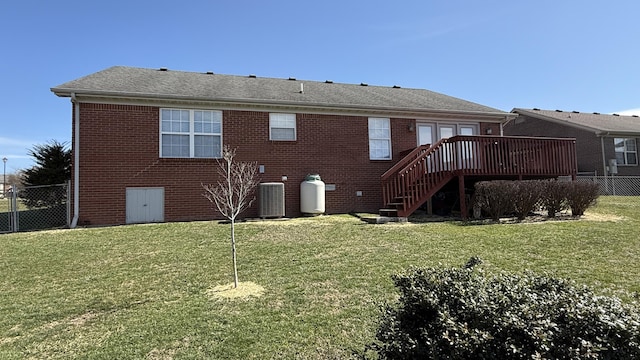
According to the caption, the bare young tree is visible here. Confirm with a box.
[202,146,259,288]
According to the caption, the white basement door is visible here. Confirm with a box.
[126,187,165,224]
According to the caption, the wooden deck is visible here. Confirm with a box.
[381,135,577,218]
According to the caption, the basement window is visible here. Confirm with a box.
[614,138,637,165]
[269,113,297,141]
[160,109,222,158]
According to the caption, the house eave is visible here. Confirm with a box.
[52,88,514,122]
[512,108,604,133]
[512,108,640,136]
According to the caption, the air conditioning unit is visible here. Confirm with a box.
[259,182,285,218]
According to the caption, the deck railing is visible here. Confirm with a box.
[381,135,577,217]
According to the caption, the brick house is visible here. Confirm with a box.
[51,67,576,226]
[505,109,640,176]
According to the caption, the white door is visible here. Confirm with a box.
[438,125,456,140]
[126,187,164,224]
[438,125,456,169]
[417,124,435,172]
[458,125,478,169]
[416,122,479,170]
[417,124,434,146]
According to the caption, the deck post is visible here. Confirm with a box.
[458,175,467,220]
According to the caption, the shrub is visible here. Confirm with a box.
[541,180,569,217]
[19,185,67,209]
[367,260,640,359]
[512,180,544,220]
[473,181,516,221]
[566,181,600,216]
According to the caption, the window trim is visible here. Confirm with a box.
[614,137,638,166]
[269,113,297,141]
[159,108,223,159]
[368,117,392,160]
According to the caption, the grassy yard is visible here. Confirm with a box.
[1,197,639,359]
[0,197,28,212]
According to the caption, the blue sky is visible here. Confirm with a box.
[1,0,639,172]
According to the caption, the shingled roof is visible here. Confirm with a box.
[51,66,508,116]
[513,108,640,135]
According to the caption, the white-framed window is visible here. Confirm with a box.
[368,117,391,160]
[269,113,296,141]
[614,138,637,165]
[160,109,222,158]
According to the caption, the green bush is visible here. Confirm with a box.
[473,181,516,221]
[541,180,569,217]
[566,181,600,216]
[473,180,599,221]
[512,180,544,220]
[367,260,640,359]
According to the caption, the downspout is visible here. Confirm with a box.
[500,114,516,136]
[70,93,80,228]
[600,132,608,177]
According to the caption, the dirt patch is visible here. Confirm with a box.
[242,215,358,226]
[206,282,265,300]
[467,211,625,225]
[580,212,624,222]
[406,209,625,225]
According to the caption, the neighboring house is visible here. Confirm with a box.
[506,108,640,176]
[51,67,576,226]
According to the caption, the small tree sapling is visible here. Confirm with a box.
[202,146,259,288]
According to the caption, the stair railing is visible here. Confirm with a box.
[382,139,454,215]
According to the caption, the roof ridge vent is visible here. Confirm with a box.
[206,71,214,75]
[360,82,368,86]
[248,74,257,78]
[593,112,600,115]
[613,113,620,116]
[572,111,579,113]
[393,85,401,89]
[533,108,540,111]
[555,109,563,112]
[325,80,333,84]
[159,67,168,71]
[633,115,639,118]
[288,77,296,81]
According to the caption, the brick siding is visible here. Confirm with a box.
[73,103,423,225]
[504,115,604,174]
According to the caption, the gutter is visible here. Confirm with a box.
[70,93,79,228]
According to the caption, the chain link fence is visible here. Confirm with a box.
[0,182,69,233]
[576,176,640,196]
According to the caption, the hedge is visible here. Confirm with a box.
[366,259,640,359]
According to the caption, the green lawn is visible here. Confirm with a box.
[0,197,28,212]
[1,197,639,359]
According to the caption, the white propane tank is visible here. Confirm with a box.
[300,174,325,215]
